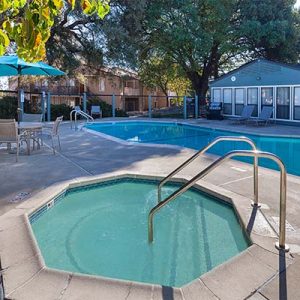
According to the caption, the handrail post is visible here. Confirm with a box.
[252,155,259,207]
[276,164,289,251]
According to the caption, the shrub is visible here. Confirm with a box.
[0,96,33,120]
[50,103,73,121]
[0,96,18,119]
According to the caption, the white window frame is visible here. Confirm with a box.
[210,84,300,122]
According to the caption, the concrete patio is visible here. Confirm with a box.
[0,118,300,299]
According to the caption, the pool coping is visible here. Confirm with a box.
[83,118,300,139]
[0,171,296,299]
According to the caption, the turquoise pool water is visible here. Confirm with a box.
[86,121,300,176]
[31,178,250,287]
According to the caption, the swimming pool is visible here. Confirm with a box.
[30,178,250,287]
[86,121,300,176]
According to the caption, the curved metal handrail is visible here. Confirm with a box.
[70,109,94,129]
[158,136,259,205]
[148,150,289,252]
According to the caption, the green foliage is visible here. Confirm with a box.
[0,0,110,62]
[0,96,33,119]
[87,98,128,117]
[50,103,73,120]
[138,56,191,96]
[103,0,300,102]
[237,0,300,62]
[0,96,18,119]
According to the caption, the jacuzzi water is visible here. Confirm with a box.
[86,121,300,176]
[31,178,250,287]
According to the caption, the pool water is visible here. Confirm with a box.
[86,121,300,176]
[31,179,250,287]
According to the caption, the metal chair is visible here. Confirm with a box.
[22,113,43,122]
[43,116,63,154]
[0,120,28,162]
[91,105,102,119]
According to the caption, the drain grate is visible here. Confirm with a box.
[10,192,31,203]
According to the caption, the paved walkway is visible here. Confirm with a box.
[1,119,300,299]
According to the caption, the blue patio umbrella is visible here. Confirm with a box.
[0,55,65,121]
[0,55,65,76]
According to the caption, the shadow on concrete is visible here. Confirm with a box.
[246,205,258,235]
[278,249,287,300]
[162,286,175,300]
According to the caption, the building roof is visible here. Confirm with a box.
[210,58,300,88]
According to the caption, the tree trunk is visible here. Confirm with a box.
[186,71,209,105]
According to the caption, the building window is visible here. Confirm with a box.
[276,87,290,120]
[294,87,300,120]
[234,88,245,115]
[212,89,221,102]
[223,88,232,114]
[125,80,136,89]
[99,78,105,92]
[247,88,258,117]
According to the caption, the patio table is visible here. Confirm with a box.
[18,122,43,155]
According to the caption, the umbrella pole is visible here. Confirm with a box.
[17,75,21,124]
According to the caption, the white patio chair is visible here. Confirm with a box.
[0,121,28,162]
[23,113,43,122]
[43,116,63,154]
[91,105,102,118]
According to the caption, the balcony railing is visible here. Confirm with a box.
[124,87,140,96]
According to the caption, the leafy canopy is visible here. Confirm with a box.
[0,0,110,62]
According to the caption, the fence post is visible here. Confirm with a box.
[47,92,51,122]
[83,92,87,113]
[19,89,24,122]
[195,95,199,119]
[112,94,116,118]
[148,95,152,118]
[41,91,45,122]
[183,95,187,119]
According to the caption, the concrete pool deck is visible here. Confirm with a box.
[1,118,300,299]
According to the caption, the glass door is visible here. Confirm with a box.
[261,87,274,117]
[223,88,232,114]
[247,88,258,117]
[276,87,290,120]
[234,88,245,115]
[294,87,300,120]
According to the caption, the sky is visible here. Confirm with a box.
[297,0,300,8]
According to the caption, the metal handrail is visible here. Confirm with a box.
[158,136,259,205]
[148,150,289,252]
[70,109,94,129]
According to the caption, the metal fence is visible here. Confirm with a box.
[0,90,201,121]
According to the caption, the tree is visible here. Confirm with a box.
[102,0,300,104]
[0,0,110,62]
[138,55,191,97]
[237,0,300,63]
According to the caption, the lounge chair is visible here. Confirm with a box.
[0,120,28,161]
[248,106,273,126]
[228,105,254,124]
[43,116,63,154]
[23,113,43,122]
[91,105,102,118]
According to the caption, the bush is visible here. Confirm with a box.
[0,96,18,119]
[0,96,34,120]
[87,98,128,117]
[50,104,73,121]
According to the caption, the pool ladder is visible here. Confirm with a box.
[70,109,94,130]
[148,136,289,252]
